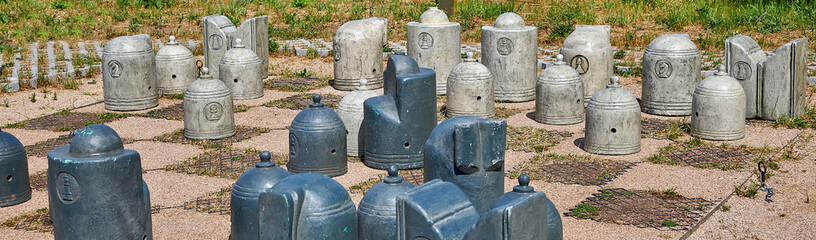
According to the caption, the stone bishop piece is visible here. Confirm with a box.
[102,34,158,111]
[47,124,152,240]
[481,12,538,102]
[364,53,437,170]
[333,17,389,91]
[407,7,461,95]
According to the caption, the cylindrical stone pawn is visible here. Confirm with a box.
[333,17,388,91]
[183,67,236,140]
[481,12,538,102]
[0,128,31,207]
[102,34,158,111]
[446,52,494,118]
[407,7,461,95]
[288,94,348,177]
[219,38,264,100]
[641,33,701,116]
[560,25,613,101]
[338,78,380,157]
[584,77,641,155]
[691,65,746,141]
[358,166,415,240]
[536,54,584,125]
[47,124,152,240]
[231,151,291,240]
[155,35,197,95]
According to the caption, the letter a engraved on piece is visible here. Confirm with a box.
[497,37,513,55]
[419,32,434,49]
[109,60,122,78]
[571,55,589,74]
[204,102,223,121]
[655,60,673,78]
[734,61,751,80]
[209,34,223,50]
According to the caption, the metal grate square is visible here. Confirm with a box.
[506,126,573,153]
[183,187,232,215]
[348,168,424,194]
[264,77,328,92]
[164,149,286,179]
[263,93,341,110]
[511,155,636,186]
[140,103,184,120]
[152,126,270,149]
[663,146,754,169]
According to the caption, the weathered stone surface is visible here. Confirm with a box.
[358,166,415,240]
[725,35,766,118]
[0,128,30,207]
[47,124,152,240]
[288,94,348,177]
[560,25,612,102]
[760,38,808,120]
[333,17,388,91]
[156,36,197,95]
[337,78,379,157]
[396,179,481,240]
[102,34,159,111]
[407,7,461,95]
[691,65,746,141]
[203,15,269,80]
[230,151,291,240]
[183,68,236,140]
[584,77,641,155]
[535,54,584,125]
[446,52,494,118]
[29,42,39,87]
[219,38,264,100]
[481,12,538,102]
[641,33,701,116]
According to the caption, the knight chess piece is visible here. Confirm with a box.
[333,17,389,91]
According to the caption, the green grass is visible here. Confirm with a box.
[735,183,760,198]
[570,203,599,219]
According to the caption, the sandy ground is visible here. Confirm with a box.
[0,53,814,240]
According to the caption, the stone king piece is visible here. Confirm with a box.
[407,7,461,95]
[47,124,152,240]
[481,12,538,102]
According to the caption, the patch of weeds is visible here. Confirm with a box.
[382,45,394,53]
[30,93,36,103]
[613,49,626,59]
[50,1,71,10]
[661,220,678,227]
[663,188,677,196]
[505,126,570,153]
[570,203,599,219]
[2,100,8,107]
[203,143,225,149]
[268,40,279,54]
[306,47,319,58]
[234,104,249,113]
[735,183,759,198]
[162,93,184,100]
[61,77,79,90]
[97,112,133,122]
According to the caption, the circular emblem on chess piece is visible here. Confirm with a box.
[204,102,223,121]
[418,32,434,50]
[655,60,673,78]
[570,55,589,74]
[108,60,122,78]
[209,34,224,50]
[497,37,513,55]
[733,61,752,80]
[56,172,80,203]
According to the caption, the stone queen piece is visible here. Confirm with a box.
[333,17,389,91]
[481,12,538,102]
[47,124,152,240]
[155,35,197,95]
[183,67,236,140]
[584,76,641,155]
[102,34,159,111]
[691,65,746,141]
[407,7,461,95]
[641,33,701,116]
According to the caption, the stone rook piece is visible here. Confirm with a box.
[183,67,236,140]
[231,151,291,240]
[155,36,197,95]
[584,77,641,155]
[203,15,269,79]
[102,34,159,111]
[446,52,495,118]
[535,54,584,125]
[481,12,538,102]
[560,25,612,101]
[364,53,437,169]
[760,38,808,120]
[47,124,152,240]
[397,179,481,240]
[333,17,388,90]
[407,7,461,95]
[0,128,30,207]
[462,175,564,240]
[359,166,415,240]
[220,38,264,100]
[641,33,701,116]
[258,173,358,240]
[725,35,766,118]
[337,78,380,157]
[288,94,348,177]
[424,116,506,214]
[691,65,746,141]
